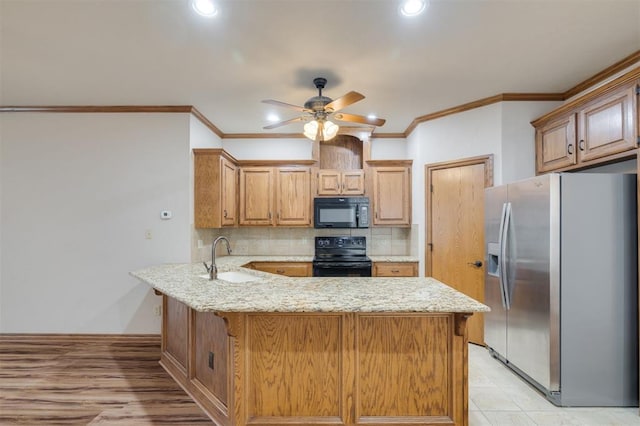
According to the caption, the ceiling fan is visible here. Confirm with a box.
[262,77,386,141]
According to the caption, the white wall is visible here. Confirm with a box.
[223,138,313,160]
[0,113,192,333]
[501,101,562,183]
[370,138,408,160]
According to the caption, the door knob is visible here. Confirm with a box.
[468,260,483,268]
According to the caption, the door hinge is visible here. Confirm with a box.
[637,136,640,146]
[636,85,640,95]
[430,184,434,193]
[427,242,433,251]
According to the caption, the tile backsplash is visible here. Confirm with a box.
[192,226,418,262]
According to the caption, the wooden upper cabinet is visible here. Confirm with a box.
[194,149,238,228]
[276,167,311,226]
[239,167,274,225]
[221,157,237,226]
[577,84,637,163]
[317,169,365,196]
[239,165,312,227]
[371,164,412,227]
[536,114,577,173]
[533,79,639,174]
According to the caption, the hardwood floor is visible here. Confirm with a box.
[0,334,212,425]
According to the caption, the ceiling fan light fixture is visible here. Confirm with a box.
[191,0,218,17]
[400,0,427,16]
[303,120,339,141]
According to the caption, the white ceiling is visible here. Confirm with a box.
[1,0,639,135]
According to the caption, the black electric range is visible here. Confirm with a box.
[312,236,372,277]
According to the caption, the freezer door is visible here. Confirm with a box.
[484,185,508,357]
[505,174,558,392]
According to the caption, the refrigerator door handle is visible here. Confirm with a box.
[500,202,512,310]
[496,202,509,309]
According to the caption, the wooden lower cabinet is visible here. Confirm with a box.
[161,296,471,426]
[373,262,418,277]
[245,261,312,277]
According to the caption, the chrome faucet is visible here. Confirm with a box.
[203,236,232,280]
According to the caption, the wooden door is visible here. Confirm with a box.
[578,84,637,163]
[535,114,577,173]
[427,157,491,345]
[221,157,237,226]
[372,166,411,226]
[239,167,273,225]
[276,167,311,226]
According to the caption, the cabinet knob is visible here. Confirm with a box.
[467,260,483,268]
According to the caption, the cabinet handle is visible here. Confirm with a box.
[391,269,400,273]
[268,212,272,220]
[567,143,574,155]
[579,139,585,151]
[276,269,285,274]
[223,209,227,218]
[467,260,483,268]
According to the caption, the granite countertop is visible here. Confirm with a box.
[131,256,488,314]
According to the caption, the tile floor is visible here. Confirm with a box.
[468,344,640,425]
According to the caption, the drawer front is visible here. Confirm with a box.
[249,262,312,277]
[373,262,418,277]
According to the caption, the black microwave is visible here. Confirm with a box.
[314,197,370,228]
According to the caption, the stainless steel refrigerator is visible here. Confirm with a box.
[484,172,638,406]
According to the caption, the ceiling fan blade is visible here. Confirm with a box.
[262,99,311,112]
[263,116,304,130]
[323,91,365,112]
[333,112,386,127]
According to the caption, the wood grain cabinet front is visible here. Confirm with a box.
[317,169,365,195]
[373,262,418,277]
[533,79,638,174]
[246,261,312,277]
[194,149,238,228]
[239,166,311,227]
[370,164,412,227]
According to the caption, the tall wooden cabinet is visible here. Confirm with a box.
[239,164,312,227]
[194,149,238,228]
[368,161,412,227]
[533,78,639,174]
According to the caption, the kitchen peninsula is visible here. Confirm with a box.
[132,257,489,426]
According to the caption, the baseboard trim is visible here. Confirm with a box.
[0,333,161,343]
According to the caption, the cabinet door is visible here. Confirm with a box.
[373,262,418,277]
[276,167,311,226]
[221,157,237,226]
[535,114,577,173]
[372,167,411,226]
[342,170,365,195]
[239,167,274,225]
[317,170,341,195]
[577,85,637,163]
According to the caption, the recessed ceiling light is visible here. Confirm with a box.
[191,0,218,17]
[367,114,378,120]
[400,0,428,17]
[267,113,280,122]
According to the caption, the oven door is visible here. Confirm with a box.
[312,262,372,277]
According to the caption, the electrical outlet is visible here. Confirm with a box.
[153,305,162,316]
[145,229,152,240]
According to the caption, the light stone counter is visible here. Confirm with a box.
[369,255,419,262]
[131,256,488,314]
